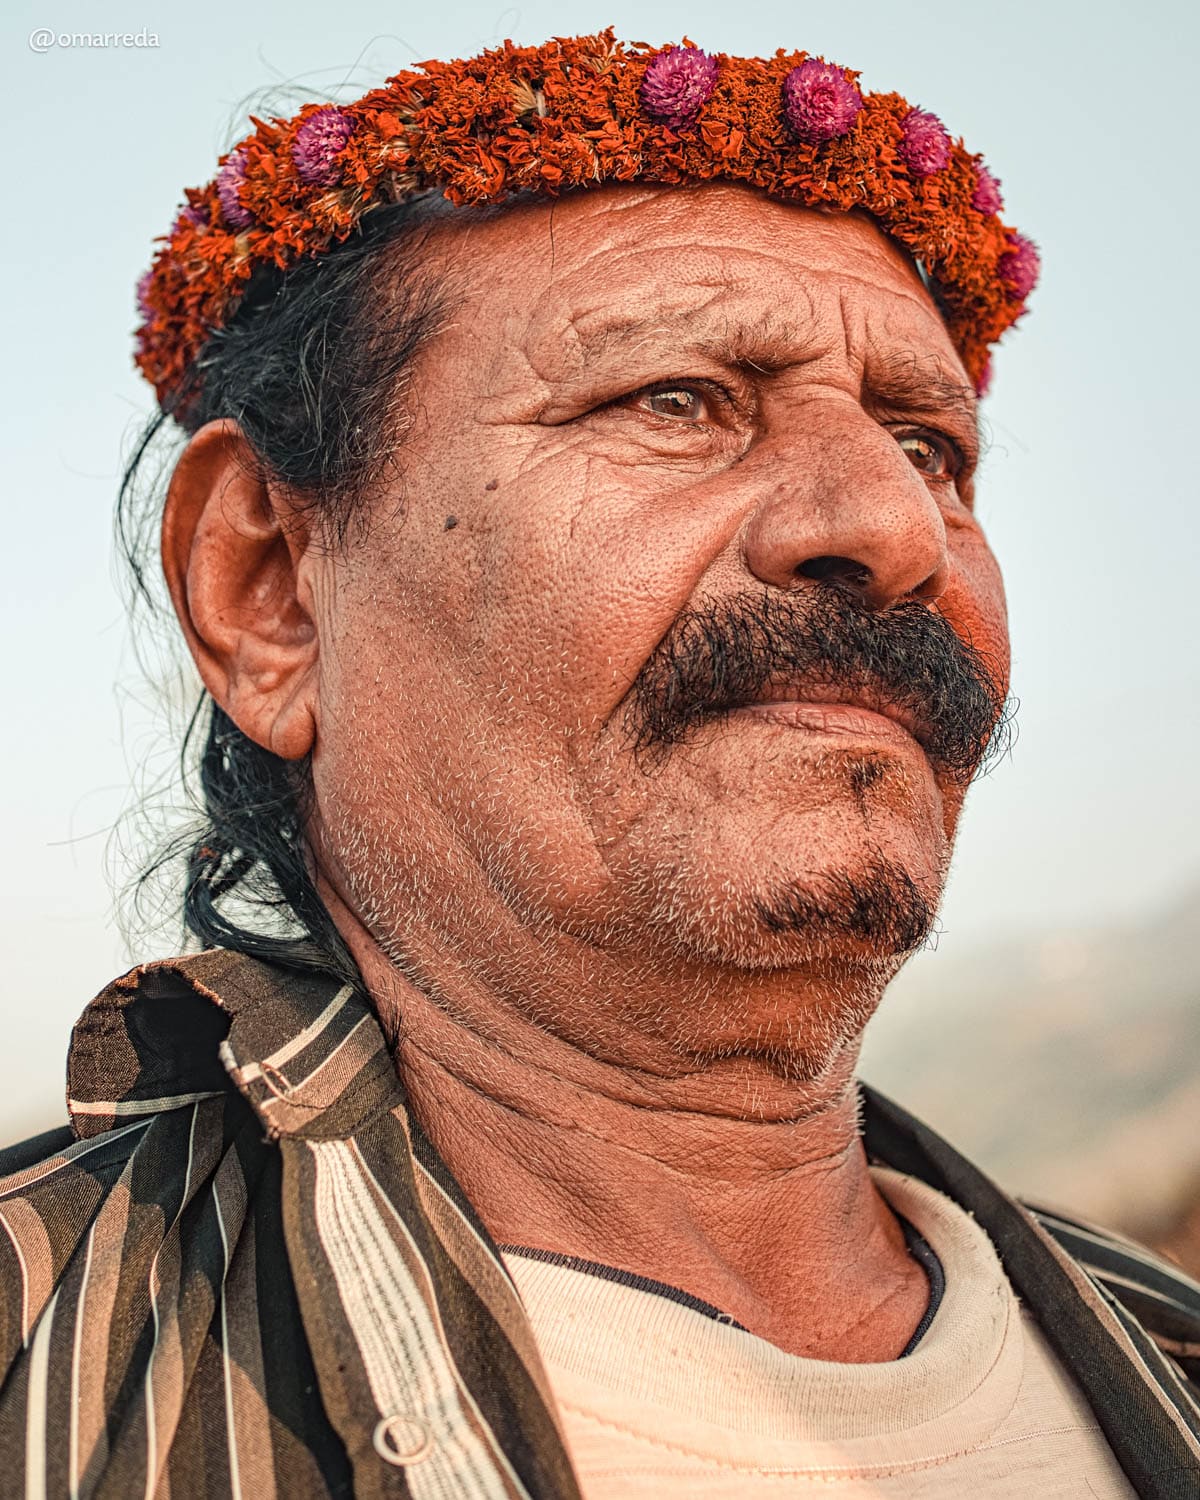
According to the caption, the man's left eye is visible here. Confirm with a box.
[897,432,954,477]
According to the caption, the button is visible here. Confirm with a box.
[373,1413,433,1466]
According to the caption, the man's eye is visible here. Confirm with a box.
[897,432,954,477]
[638,385,709,421]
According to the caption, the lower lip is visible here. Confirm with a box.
[735,702,920,749]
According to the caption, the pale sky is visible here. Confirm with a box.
[3,0,1198,1139]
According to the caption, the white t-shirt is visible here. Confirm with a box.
[502,1165,1137,1497]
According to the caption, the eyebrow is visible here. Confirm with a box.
[564,306,979,433]
[866,355,980,432]
[567,303,804,370]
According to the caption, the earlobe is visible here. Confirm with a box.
[161,419,319,762]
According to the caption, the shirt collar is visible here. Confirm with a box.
[67,948,402,1142]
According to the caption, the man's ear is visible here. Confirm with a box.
[161,419,318,761]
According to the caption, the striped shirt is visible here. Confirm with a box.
[0,947,1197,1498]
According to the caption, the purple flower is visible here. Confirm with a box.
[971,164,1003,215]
[136,269,154,321]
[639,46,719,127]
[998,232,1040,299]
[216,147,253,230]
[174,202,210,233]
[783,59,863,144]
[898,108,951,176]
[292,105,355,187]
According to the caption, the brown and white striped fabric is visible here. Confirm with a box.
[0,949,1197,1498]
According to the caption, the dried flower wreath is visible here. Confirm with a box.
[134,29,1038,409]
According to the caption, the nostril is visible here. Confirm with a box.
[796,556,873,592]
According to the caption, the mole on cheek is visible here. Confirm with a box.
[484,478,499,491]
[444,515,458,530]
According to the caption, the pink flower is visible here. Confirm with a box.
[782,59,863,144]
[216,147,253,230]
[998,232,1040,299]
[639,46,719,126]
[292,106,355,187]
[899,108,951,176]
[971,164,1003,215]
[136,269,154,320]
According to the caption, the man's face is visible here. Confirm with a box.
[305,182,1009,1002]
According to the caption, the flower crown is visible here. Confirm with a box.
[134,29,1038,410]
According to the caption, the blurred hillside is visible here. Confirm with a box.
[861,883,1200,1276]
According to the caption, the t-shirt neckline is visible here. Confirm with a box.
[500,1208,945,1357]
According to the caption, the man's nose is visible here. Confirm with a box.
[739,406,952,609]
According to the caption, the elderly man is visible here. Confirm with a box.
[2,30,1197,1500]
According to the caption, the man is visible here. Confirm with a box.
[2,29,1198,1499]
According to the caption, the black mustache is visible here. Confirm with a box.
[623,585,1014,784]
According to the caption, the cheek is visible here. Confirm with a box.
[462,449,738,726]
[946,526,1010,694]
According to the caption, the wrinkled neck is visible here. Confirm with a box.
[319,881,922,1361]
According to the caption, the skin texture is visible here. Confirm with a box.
[162,182,1010,1362]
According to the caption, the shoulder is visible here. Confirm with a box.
[1020,1194,1200,1396]
[0,1092,325,1493]
[0,1092,271,1381]
[859,1079,1200,1415]
[0,951,299,1398]
[0,949,366,1492]
[0,1123,75,1179]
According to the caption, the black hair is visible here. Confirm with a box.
[118,195,457,982]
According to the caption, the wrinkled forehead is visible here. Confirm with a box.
[421,182,969,395]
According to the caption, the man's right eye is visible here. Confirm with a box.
[628,383,720,422]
